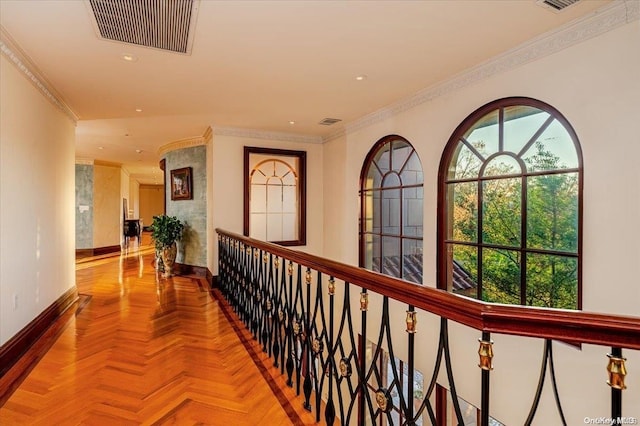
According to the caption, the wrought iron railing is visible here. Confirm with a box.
[216,229,640,426]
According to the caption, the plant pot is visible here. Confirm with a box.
[160,243,177,277]
[155,248,165,273]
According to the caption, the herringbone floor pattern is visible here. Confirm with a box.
[0,236,316,425]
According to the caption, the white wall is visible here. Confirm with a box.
[212,133,324,273]
[0,54,76,345]
[322,135,348,262]
[323,20,640,425]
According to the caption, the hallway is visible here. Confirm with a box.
[0,238,313,425]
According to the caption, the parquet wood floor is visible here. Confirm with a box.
[0,237,317,425]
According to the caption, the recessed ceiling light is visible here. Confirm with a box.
[355,75,367,81]
[135,108,143,112]
[289,121,296,125]
[135,149,143,154]
[98,146,104,150]
[122,54,138,62]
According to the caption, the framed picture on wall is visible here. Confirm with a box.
[170,167,193,200]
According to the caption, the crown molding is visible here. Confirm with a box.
[323,127,347,143]
[203,126,213,143]
[0,26,78,124]
[324,0,638,142]
[75,158,94,166]
[157,136,207,157]
[213,126,323,144]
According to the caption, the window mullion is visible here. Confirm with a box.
[521,174,528,306]
[477,178,484,301]
[400,186,404,280]
[498,107,504,152]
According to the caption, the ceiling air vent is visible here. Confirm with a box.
[318,118,342,126]
[87,0,199,54]
[536,0,581,12]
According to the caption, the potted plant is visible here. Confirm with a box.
[149,215,184,277]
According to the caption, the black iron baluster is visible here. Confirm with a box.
[243,246,251,322]
[260,252,269,352]
[294,264,304,396]
[246,245,254,330]
[525,339,567,426]
[302,268,313,412]
[309,270,328,422]
[234,240,240,301]
[478,332,493,426]
[217,236,224,292]
[335,282,359,425]
[380,297,411,424]
[407,305,416,425]
[245,246,253,322]
[271,256,281,367]
[275,257,287,373]
[413,318,464,425]
[251,249,260,336]
[442,319,465,426]
[244,245,252,324]
[268,254,275,356]
[239,244,247,324]
[225,239,231,302]
[416,321,443,425]
[285,261,295,387]
[359,289,368,425]
[222,237,229,298]
[608,347,626,421]
[257,251,264,346]
[325,276,336,426]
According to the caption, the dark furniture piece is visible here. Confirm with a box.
[123,219,141,242]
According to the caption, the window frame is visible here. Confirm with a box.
[436,97,583,309]
[243,146,307,246]
[359,135,424,284]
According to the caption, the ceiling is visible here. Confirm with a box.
[0,0,612,184]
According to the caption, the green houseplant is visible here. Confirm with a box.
[149,215,184,277]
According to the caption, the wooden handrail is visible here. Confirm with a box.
[217,229,640,350]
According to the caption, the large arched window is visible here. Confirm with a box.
[360,135,423,284]
[438,97,582,309]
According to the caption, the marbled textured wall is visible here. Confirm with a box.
[75,164,93,249]
[164,145,207,267]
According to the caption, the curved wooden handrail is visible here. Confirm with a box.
[217,229,640,350]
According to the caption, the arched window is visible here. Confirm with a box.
[360,135,424,284]
[437,97,582,309]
